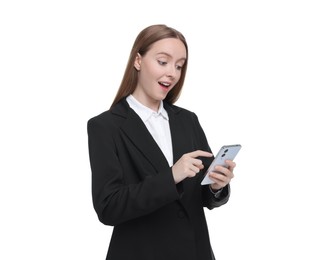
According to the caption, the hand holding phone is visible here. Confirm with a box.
[201,144,241,185]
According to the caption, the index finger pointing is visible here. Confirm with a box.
[188,150,213,158]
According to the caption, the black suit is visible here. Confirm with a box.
[87,98,230,260]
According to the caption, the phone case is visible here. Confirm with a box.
[201,144,242,185]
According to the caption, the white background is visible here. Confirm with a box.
[1,0,311,259]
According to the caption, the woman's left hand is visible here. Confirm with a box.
[209,160,236,191]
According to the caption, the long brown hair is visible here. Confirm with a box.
[110,24,188,108]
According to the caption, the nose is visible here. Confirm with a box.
[166,65,178,79]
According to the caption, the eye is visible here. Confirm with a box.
[176,65,183,71]
[157,60,167,66]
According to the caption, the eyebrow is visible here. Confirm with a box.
[156,52,187,62]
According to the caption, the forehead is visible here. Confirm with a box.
[148,38,187,59]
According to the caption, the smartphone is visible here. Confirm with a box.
[201,144,242,185]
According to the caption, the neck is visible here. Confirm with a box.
[131,93,160,112]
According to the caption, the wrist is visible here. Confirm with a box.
[210,184,222,192]
[209,185,223,198]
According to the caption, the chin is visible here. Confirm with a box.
[157,95,167,101]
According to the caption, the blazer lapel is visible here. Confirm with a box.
[112,99,170,173]
[165,103,188,162]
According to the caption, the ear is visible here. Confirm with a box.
[134,53,141,71]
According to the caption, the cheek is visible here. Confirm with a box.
[148,64,164,77]
[174,71,182,83]
[146,59,165,74]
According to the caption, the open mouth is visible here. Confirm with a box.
[159,81,171,88]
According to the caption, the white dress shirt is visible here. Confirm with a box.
[126,95,173,166]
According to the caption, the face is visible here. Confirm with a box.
[133,38,187,111]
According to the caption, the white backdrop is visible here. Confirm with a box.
[1,0,311,259]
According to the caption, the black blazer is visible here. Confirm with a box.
[87,98,230,260]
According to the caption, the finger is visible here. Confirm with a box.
[209,172,229,187]
[214,165,234,179]
[190,164,201,174]
[225,160,236,170]
[188,150,213,159]
[198,164,204,170]
[192,158,203,167]
[190,159,205,172]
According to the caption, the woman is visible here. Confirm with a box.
[87,24,236,260]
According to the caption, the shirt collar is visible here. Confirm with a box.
[126,95,169,122]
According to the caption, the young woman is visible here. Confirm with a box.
[87,24,236,260]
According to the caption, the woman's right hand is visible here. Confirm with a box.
[172,150,213,184]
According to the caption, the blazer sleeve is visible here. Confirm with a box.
[87,117,180,226]
[190,113,231,209]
